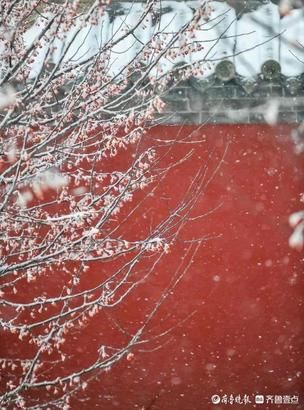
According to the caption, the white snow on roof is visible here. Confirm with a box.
[22,1,304,80]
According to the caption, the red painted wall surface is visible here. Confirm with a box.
[1,124,303,409]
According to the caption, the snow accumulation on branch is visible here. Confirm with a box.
[0,1,220,408]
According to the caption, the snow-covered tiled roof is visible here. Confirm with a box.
[22,1,304,80]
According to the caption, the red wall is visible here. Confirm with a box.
[1,124,303,409]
